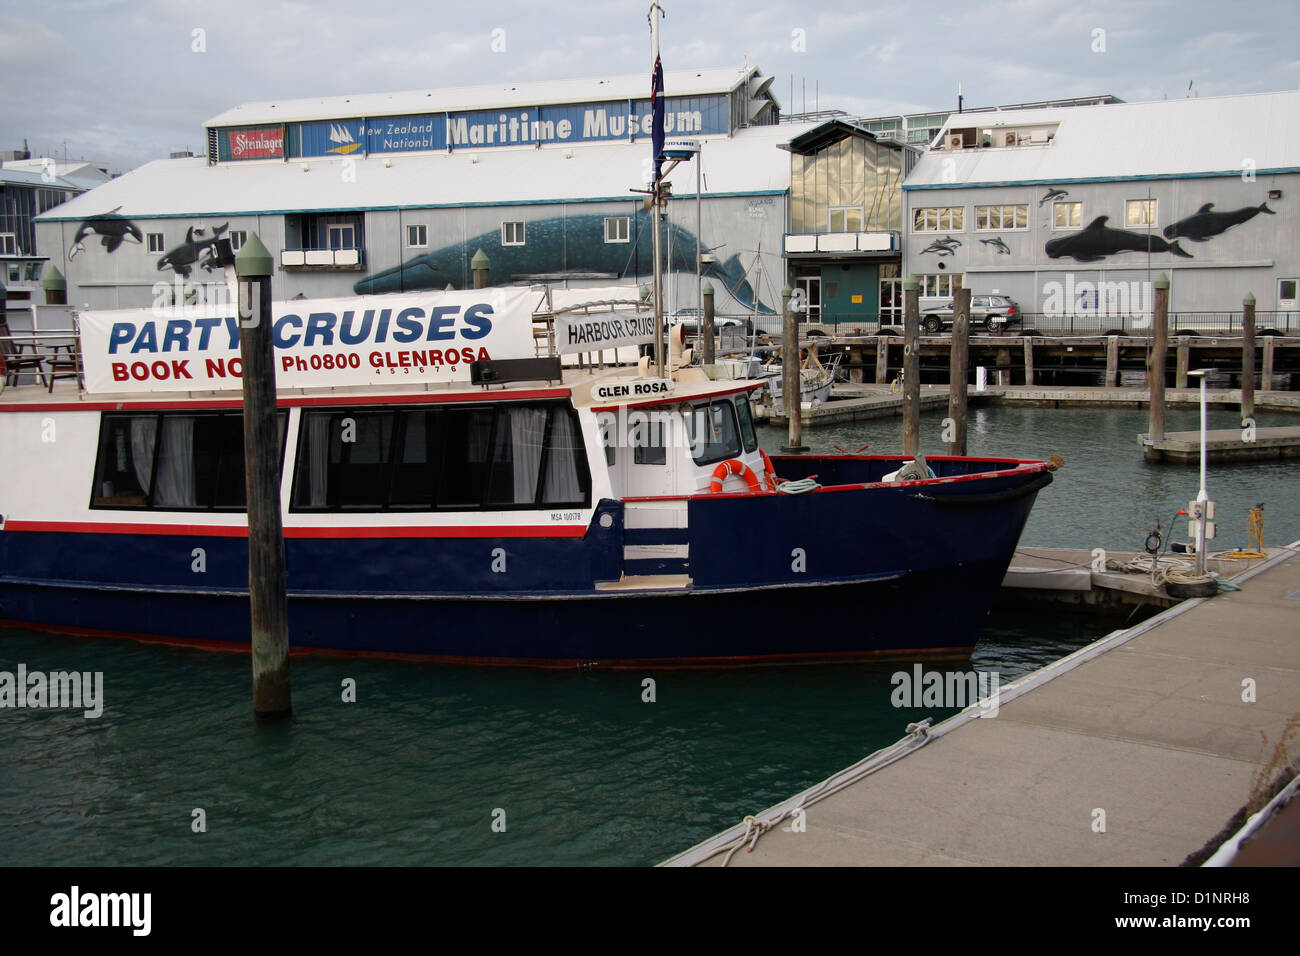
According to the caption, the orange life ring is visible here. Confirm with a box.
[759,449,779,491]
[709,458,762,494]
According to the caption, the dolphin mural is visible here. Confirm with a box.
[919,235,961,256]
[979,237,1011,255]
[157,223,230,278]
[1038,188,1069,207]
[68,207,143,258]
[352,211,774,313]
[1045,216,1192,262]
[1162,202,1275,241]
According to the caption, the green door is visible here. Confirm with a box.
[819,263,879,326]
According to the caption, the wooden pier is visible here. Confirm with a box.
[663,543,1300,867]
[1139,426,1300,463]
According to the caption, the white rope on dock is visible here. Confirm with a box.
[660,542,1300,868]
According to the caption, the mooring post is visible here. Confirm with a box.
[471,248,490,290]
[1148,274,1169,447]
[701,281,715,365]
[1105,335,1119,388]
[236,233,291,721]
[781,284,806,453]
[1175,339,1190,389]
[1242,292,1256,421]
[947,283,970,456]
[41,267,68,305]
[1022,335,1035,387]
[1261,335,1275,392]
[902,276,920,457]
[874,333,889,384]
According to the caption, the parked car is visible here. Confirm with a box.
[666,308,754,336]
[921,295,1021,333]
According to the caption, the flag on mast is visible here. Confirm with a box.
[650,3,665,182]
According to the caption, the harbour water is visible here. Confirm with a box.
[2,405,1296,866]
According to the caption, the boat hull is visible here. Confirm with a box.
[0,458,1049,666]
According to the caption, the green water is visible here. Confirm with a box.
[2,406,1296,866]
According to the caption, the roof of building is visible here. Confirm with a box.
[0,167,81,191]
[905,90,1300,188]
[205,67,770,128]
[4,158,115,190]
[36,121,812,222]
[781,119,882,155]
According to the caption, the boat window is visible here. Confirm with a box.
[683,400,742,465]
[292,401,590,512]
[734,395,758,452]
[632,412,667,465]
[90,411,286,511]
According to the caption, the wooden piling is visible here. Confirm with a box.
[1022,336,1035,387]
[902,277,920,457]
[1146,275,1169,455]
[874,336,889,384]
[1262,336,1275,392]
[781,285,806,453]
[1105,336,1119,388]
[1175,340,1190,389]
[1242,293,1256,421]
[947,284,970,457]
[701,281,715,365]
[235,234,292,721]
[471,248,490,290]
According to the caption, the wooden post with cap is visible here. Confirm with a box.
[902,276,920,457]
[236,233,291,721]
[1241,292,1256,422]
[947,282,970,456]
[1147,274,1169,456]
[781,284,806,453]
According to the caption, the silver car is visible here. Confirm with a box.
[921,295,1021,333]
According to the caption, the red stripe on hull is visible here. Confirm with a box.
[0,618,973,669]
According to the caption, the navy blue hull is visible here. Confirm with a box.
[0,458,1049,667]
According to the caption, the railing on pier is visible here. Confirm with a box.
[763,310,1300,337]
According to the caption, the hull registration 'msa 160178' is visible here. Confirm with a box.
[0,287,1053,667]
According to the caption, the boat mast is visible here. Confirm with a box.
[650,2,666,378]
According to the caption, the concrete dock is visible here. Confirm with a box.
[1139,426,1300,463]
[663,543,1300,867]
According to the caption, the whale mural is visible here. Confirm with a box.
[1045,216,1192,262]
[157,223,230,278]
[353,211,774,313]
[1163,202,1275,241]
[68,207,143,259]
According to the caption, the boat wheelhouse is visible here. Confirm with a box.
[0,285,1054,666]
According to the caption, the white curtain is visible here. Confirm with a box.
[308,413,331,507]
[543,408,582,503]
[509,407,547,504]
[154,416,197,507]
[129,417,156,495]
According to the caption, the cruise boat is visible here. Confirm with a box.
[0,285,1054,667]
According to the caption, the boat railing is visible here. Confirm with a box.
[0,324,83,393]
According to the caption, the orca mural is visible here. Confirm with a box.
[68,207,142,259]
[353,211,775,313]
[156,223,230,278]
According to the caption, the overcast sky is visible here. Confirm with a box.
[3,0,1297,172]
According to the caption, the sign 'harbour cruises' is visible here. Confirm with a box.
[77,288,540,394]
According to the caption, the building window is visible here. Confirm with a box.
[975,204,1028,231]
[406,224,428,248]
[291,402,590,512]
[90,411,286,511]
[327,223,356,250]
[229,230,248,251]
[501,221,525,246]
[147,233,165,253]
[1126,199,1157,227]
[604,217,630,243]
[918,274,954,298]
[0,233,17,256]
[1279,278,1297,304]
[1053,202,1082,229]
[829,207,864,233]
[912,207,964,232]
